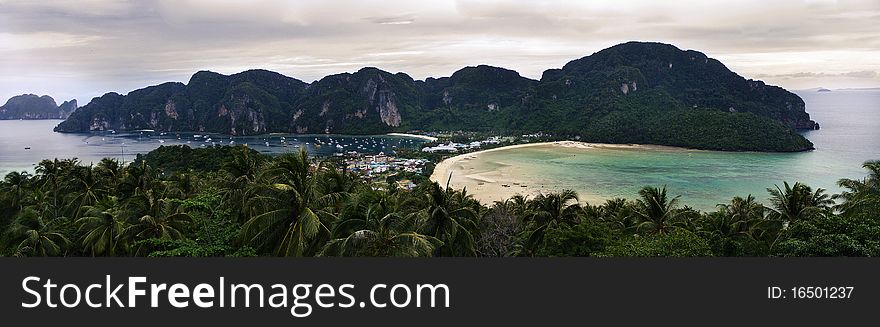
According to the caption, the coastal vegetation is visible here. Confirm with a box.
[1,145,877,257]
[54,42,818,152]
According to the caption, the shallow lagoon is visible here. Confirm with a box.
[443,90,880,210]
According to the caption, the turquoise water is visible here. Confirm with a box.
[468,89,880,210]
[0,122,425,177]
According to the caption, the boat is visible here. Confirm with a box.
[336,144,344,149]
[265,141,270,147]
[24,146,31,150]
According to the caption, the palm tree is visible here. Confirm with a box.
[834,160,880,217]
[64,165,106,218]
[2,171,31,211]
[323,191,438,256]
[121,194,191,256]
[596,198,639,232]
[810,188,835,209]
[507,194,530,213]
[224,146,262,183]
[527,190,581,225]
[222,146,262,222]
[117,160,157,200]
[76,197,123,256]
[126,202,190,239]
[328,214,437,256]
[330,189,391,238]
[239,150,339,256]
[716,195,766,233]
[35,158,79,218]
[523,190,581,252]
[767,182,830,223]
[7,207,70,257]
[320,162,362,195]
[419,183,478,256]
[698,195,780,255]
[634,186,682,234]
[95,158,122,189]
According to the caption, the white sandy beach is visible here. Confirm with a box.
[429,141,680,205]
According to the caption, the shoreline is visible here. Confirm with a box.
[53,127,439,142]
[386,133,438,142]
[430,141,693,184]
[429,141,691,205]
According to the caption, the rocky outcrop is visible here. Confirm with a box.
[164,100,179,119]
[0,94,77,120]
[377,90,401,127]
[58,100,78,118]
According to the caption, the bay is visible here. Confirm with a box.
[0,122,426,177]
[440,89,880,210]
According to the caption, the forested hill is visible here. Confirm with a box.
[55,41,818,152]
[0,94,77,120]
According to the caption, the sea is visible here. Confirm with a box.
[0,123,427,177]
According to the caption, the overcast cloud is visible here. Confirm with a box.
[1,0,879,104]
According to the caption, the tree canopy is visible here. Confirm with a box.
[0,146,876,257]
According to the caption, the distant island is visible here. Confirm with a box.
[817,88,832,92]
[0,94,77,120]
[55,41,819,152]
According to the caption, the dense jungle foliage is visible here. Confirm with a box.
[1,145,877,257]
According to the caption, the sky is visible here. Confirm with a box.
[1,0,879,105]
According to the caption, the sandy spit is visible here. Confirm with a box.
[429,141,683,205]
